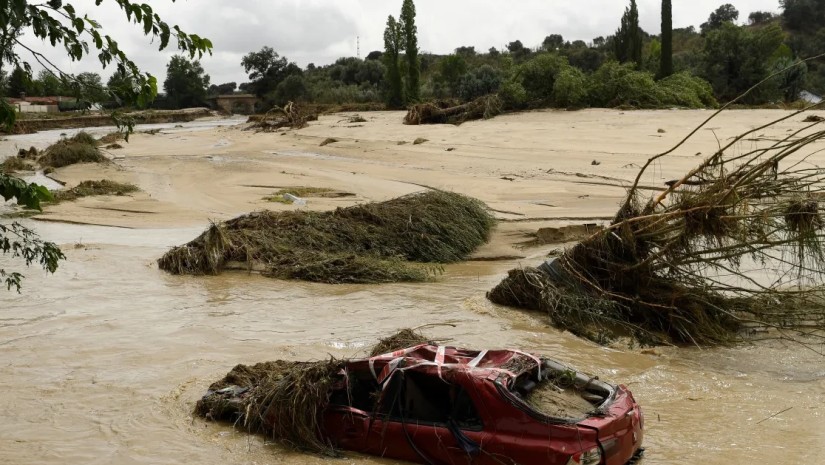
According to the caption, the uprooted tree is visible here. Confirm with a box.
[0,1,211,291]
[489,99,825,349]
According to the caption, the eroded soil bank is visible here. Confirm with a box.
[1,109,823,464]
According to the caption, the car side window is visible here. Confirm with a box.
[379,371,483,430]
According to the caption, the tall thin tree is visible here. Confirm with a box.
[400,0,420,103]
[383,15,404,108]
[659,0,673,78]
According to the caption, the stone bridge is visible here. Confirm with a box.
[209,94,260,114]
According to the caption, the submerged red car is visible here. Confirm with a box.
[203,344,644,465]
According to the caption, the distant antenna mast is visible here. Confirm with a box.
[357,36,360,59]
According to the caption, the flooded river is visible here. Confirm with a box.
[2,113,823,464]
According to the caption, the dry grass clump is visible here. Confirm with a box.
[319,137,338,146]
[195,328,436,456]
[97,132,125,145]
[405,95,502,125]
[413,137,428,145]
[159,191,494,283]
[196,359,345,456]
[369,328,431,356]
[52,180,139,202]
[489,106,825,348]
[1,156,33,173]
[38,132,107,168]
[802,114,824,123]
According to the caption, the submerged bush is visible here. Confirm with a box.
[52,180,139,202]
[38,132,106,168]
[159,191,495,284]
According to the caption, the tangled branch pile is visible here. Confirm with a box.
[159,191,494,283]
[249,101,318,131]
[490,106,825,347]
[195,328,431,456]
[404,95,502,125]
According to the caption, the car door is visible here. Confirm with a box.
[367,370,494,465]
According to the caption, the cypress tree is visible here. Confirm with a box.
[614,0,643,66]
[660,0,673,78]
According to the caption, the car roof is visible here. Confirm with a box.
[346,344,542,385]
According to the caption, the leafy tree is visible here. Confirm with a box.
[659,0,673,78]
[382,15,404,108]
[7,66,30,97]
[0,177,64,292]
[748,11,776,25]
[271,74,309,105]
[614,0,642,66]
[0,1,211,127]
[457,64,502,101]
[488,47,500,57]
[701,4,739,34]
[0,1,210,292]
[780,0,825,32]
[37,69,66,96]
[107,68,139,105]
[437,54,467,97]
[400,0,420,103]
[366,50,383,61]
[702,22,784,102]
[69,71,107,103]
[240,47,300,98]
[507,40,530,60]
[208,82,237,95]
[455,46,476,57]
[163,55,210,109]
[543,34,564,51]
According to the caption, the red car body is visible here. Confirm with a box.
[316,344,644,465]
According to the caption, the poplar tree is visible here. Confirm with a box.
[400,0,420,103]
[383,15,404,108]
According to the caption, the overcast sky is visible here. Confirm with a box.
[22,0,782,87]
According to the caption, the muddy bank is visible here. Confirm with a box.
[5,108,215,135]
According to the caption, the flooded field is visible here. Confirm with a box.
[2,110,823,464]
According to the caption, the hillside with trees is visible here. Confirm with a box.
[2,1,824,113]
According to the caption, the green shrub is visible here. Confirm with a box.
[517,54,570,104]
[457,65,503,101]
[658,72,719,108]
[498,80,527,110]
[587,61,663,108]
[553,67,589,108]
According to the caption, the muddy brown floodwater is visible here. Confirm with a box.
[2,110,824,464]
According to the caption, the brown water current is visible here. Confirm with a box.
[2,222,822,464]
[2,111,825,464]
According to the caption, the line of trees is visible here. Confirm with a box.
[224,0,822,113]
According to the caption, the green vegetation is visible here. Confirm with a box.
[660,0,673,78]
[163,56,210,109]
[158,191,495,284]
[401,0,421,103]
[383,16,405,108]
[52,180,139,202]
